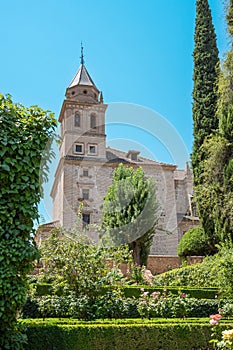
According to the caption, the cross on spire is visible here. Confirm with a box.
[80,42,84,65]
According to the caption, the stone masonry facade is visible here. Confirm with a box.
[50,61,197,256]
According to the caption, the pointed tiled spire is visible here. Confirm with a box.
[68,44,98,89]
[68,65,97,88]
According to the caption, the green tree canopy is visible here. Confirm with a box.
[101,164,159,266]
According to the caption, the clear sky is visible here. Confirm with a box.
[0,0,228,223]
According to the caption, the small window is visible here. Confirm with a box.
[131,153,138,161]
[83,90,87,94]
[89,145,97,154]
[82,213,90,227]
[74,143,84,154]
[90,115,96,129]
[74,113,80,127]
[83,169,89,177]
[82,189,89,200]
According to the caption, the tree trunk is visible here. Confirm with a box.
[131,240,142,266]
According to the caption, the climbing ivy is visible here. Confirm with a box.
[0,94,57,349]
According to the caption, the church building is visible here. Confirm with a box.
[50,53,197,255]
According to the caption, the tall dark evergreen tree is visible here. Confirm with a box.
[226,0,233,39]
[194,0,233,252]
[191,0,219,182]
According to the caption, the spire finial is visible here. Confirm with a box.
[80,42,84,65]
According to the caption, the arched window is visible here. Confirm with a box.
[74,113,80,127]
[90,114,96,129]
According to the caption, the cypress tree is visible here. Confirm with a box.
[194,0,233,251]
[226,0,233,39]
[191,0,219,182]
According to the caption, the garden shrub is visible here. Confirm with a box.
[30,282,218,299]
[120,285,218,299]
[21,290,127,320]
[136,289,228,319]
[30,283,54,296]
[21,296,42,319]
[40,227,132,299]
[0,94,57,349]
[177,226,212,257]
[20,318,233,350]
[153,246,233,297]
[21,294,231,319]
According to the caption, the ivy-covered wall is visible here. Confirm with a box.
[0,94,57,349]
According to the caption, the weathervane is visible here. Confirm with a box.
[80,42,84,65]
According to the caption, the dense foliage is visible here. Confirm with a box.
[154,246,233,297]
[101,164,159,265]
[20,318,233,350]
[189,0,233,254]
[190,0,222,254]
[191,0,219,181]
[177,226,213,257]
[40,226,132,298]
[192,0,233,249]
[0,94,57,349]
[21,293,225,320]
[136,289,225,318]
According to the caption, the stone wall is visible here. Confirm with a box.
[147,255,204,275]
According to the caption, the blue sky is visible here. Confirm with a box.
[0,0,228,223]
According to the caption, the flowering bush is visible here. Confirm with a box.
[219,303,233,319]
[137,289,190,318]
[210,313,222,326]
[220,329,233,349]
[209,313,233,349]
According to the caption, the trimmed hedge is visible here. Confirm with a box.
[31,283,219,299]
[22,295,228,319]
[30,283,54,296]
[20,318,233,350]
[121,285,219,299]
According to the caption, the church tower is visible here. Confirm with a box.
[50,48,197,255]
[51,47,108,229]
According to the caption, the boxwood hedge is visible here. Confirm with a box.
[31,283,219,299]
[20,318,233,350]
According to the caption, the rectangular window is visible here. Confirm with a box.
[90,115,96,129]
[131,153,138,161]
[82,213,90,227]
[82,189,89,200]
[83,169,89,177]
[74,143,84,154]
[89,145,97,154]
[75,113,80,127]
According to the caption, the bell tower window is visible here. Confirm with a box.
[74,113,80,127]
[83,169,89,177]
[82,189,89,200]
[90,114,96,129]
